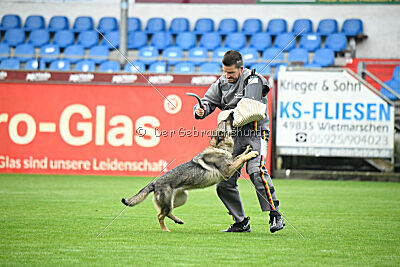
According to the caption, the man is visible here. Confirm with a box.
[193,50,284,233]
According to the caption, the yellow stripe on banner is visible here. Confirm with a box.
[260,155,275,210]
[254,121,257,131]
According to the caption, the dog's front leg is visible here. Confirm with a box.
[222,151,259,179]
[233,145,252,161]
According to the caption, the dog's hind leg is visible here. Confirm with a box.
[157,213,170,232]
[167,190,187,224]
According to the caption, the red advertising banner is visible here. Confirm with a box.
[0,82,272,176]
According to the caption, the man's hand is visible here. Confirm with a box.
[195,106,205,117]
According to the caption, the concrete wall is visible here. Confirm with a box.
[2,0,400,58]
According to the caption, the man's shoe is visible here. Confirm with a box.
[222,217,251,232]
[269,215,285,233]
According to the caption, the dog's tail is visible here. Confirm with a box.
[121,182,155,207]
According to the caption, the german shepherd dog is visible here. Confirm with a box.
[122,116,258,232]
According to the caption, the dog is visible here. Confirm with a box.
[121,116,258,232]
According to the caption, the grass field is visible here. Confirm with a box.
[0,173,399,266]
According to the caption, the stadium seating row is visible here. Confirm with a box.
[381,65,400,100]
[0,14,364,37]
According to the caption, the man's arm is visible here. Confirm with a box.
[193,80,223,119]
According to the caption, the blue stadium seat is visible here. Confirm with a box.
[49,59,71,71]
[250,63,271,75]
[101,30,120,49]
[176,32,196,50]
[149,61,167,73]
[0,15,21,31]
[266,19,287,36]
[74,60,96,72]
[72,16,94,33]
[274,32,296,51]
[217,18,238,35]
[242,18,262,35]
[317,19,338,36]
[0,43,10,60]
[287,48,309,65]
[249,32,271,51]
[212,47,229,62]
[28,29,50,47]
[128,17,141,32]
[0,58,20,70]
[292,19,313,35]
[239,47,259,66]
[169,18,189,34]
[138,46,159,65]
[325,33,347,52]
[99,60,120,73]
[198,62,221,74]
[261,47,284,66]
[392,65,400,81]
[24,15,45,32]
[64,44,85,63]
[193,18,214,35]
[53,30,74,48]
[225,32,246,50]
[127,31,147,49]
[312,48,335,67]
[14,43,35,62]
[304,63,322,69]
[150,31,172,50]
[4,28,25,46]
[200,32,222,50]
[299,33,321,52]
[39,44,60,63]
[173,62,195,74]
[48,16,69,32]
[145,18,166,34]
[77,30,99,48]
[341,19,363,36]
[381,80,400,100]
[25,59,41,70]
[187,46,208,65]
[97,17,118,33]
[88,45,110,64]
[124,61,146,73]
[162,46,183,65]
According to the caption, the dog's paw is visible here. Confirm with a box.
[121,198,128,206]
[175,220,184,225]
[245,145,252,153]
[249,151,259,158]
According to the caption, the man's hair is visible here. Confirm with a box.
[222,50,243,68]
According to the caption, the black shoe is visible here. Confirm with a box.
[269,215,285,233]
[222,217,251,232]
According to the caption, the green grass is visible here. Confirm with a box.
[0,174,399,266]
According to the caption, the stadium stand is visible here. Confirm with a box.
[127,31,147,49]
[187,46,208,65]
[242,18,262,35]
[88,45,110,64]
[4,28,25,47]
[24,15,45,32]
[173,62,195,74]
[239,47,259,67]
[312,48,335,67]
[101,30,120,48]
[48,16,69,32]
[193,18,214,35]
[97,17,118,33]
[249,32,272,51]
[72,16,94,33]
[77,30,99,48]
[124,61,146,73]
[198,62,221,74]
[299,33,321,52]
[176,32,196,50]
[250,63,271,75]
[0,58,20,69]
[261,47,284,66]
[64,44,85,63]
[217,18,238,35]
[380,65,400,100]
[28,29,50,47]
[274,32,296,51]
[316,19,338,36]
[0,14,21,31]
[150,31,173,50]
[99,60,120,72]
[0,43,10,60]
[149,61,167,73]
[128,17,141,32]
[212,47,230,62]
[53,30,75,48]
[292,19,313,35]
[341,18,363,36]
[49,59,71,71]
[39,44,60,63]
[325,33,348,52]
[225,32,246,50]
[138,46,159,65]
[287,48,309,65]
[169,18,190,34]
[145,17,166,34]
[161,46,184,65]
[24,59,40,70]
[14,43,35,62]
[392,65,400,80]
[266,19,287,36]
[75,60,96,72]
[200,32,222,50]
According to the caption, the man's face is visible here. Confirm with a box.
[222,64,243,83]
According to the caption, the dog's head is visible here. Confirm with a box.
[209,113,234,152]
